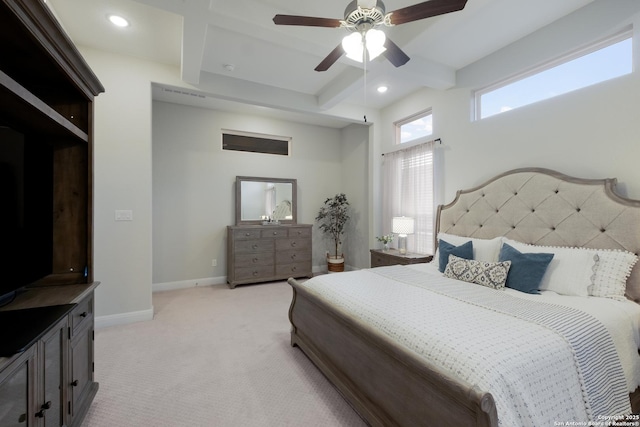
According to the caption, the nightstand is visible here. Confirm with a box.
[370,249,433,267]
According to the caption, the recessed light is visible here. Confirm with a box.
[108,14,130,28]
[377,86,388,93]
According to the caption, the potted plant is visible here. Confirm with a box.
[315,193,350,272]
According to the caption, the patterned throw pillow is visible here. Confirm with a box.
[443,254,511,290]
[590,250,639,300]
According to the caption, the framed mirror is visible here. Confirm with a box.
[235,176,297,225]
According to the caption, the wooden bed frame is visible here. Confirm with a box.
[288,168,640,426]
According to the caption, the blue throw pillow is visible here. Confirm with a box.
[438,239,473,273]
[499,243,554,294]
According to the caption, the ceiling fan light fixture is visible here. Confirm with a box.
[365,28,386,60]
[342,32,364,62]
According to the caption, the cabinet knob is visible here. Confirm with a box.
[252,244,258,250]
[252,258,258,263]
[35,401,52,418]
[291,266,297,272]
[291,253,297,260]
[245,232,251,236]
[291,241,297,247]
[71,380,79,387]
[80,311,88,318]
[252,271,258,276]
[273,231,278,235]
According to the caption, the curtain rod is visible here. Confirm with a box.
[381,138,441,156]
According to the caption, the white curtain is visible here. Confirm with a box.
[382,140,440,255]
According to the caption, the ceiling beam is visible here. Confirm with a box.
[397,56,456,90]
[180,0,210,85]
[316,67,372,110]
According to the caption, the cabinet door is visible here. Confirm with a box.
[0,348,36,427]
[68,325,93,423]
[39,318,68,427]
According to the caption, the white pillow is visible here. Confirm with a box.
[502,238,596,297]
[436,233,503,267]
[590,250,638,300]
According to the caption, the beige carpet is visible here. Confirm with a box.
[82,282,366,427]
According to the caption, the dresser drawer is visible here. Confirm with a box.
[288,226,311,238]
[235,253,274,267]
[276,238,310,251]
[276,250,311,264]
[235,265,274,281]
[234,239,274,253]
[232,228,262,240]
[276,261,311,278]
[70,294,94,338]
[261,228,287,238]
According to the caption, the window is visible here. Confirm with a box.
[222,130,291,156]
[395,110,433,144]
[475,29,633,120]
[382,141,438,255]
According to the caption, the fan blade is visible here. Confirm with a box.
[273,14,342,28]
[315,44,346,72]
[383,39,410,67]
[389,0,468,25]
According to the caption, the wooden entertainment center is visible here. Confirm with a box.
[0,0,103,426]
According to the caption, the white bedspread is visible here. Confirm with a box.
[300,264,640,427]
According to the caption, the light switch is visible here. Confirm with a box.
[115,210,133,221]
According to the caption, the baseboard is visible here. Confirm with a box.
[95,307,154,329]
[152,276,227,292]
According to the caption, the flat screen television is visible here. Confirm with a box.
[0,126,53,306]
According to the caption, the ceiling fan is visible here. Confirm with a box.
[273,0,468,72]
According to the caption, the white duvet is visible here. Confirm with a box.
[300,263,640,427]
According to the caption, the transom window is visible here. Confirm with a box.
[475,29,633,120]
[395,110,433,144]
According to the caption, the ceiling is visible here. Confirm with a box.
[46,0,594,128]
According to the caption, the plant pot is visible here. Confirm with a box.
[327,254,345,273]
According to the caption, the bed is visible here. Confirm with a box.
[287,168,640,427]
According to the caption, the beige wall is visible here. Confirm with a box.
[152,102,370,286]
[380,1,640,211]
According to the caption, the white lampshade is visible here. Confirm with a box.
[392,216,414,235]
[342,29,387,63]
[342,32,364,62]
[364,29,386,60]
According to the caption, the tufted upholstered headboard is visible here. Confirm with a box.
[435,168,640,302]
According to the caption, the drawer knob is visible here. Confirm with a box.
[273,231,278,235]
[291,254,297,260]
[252,258,258,263]
[245,232,251,236]
[80,311,88,318]
[291,266,297,272]
[252,244,258,250]
[291,241,297,247]
[252,271,259,276]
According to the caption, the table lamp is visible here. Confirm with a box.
[392,216,414,255]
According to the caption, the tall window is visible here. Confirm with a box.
[395,109,433,144]
[475,29,633,120]
[382,141,438,255]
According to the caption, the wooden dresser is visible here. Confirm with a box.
[227,224,313,288]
